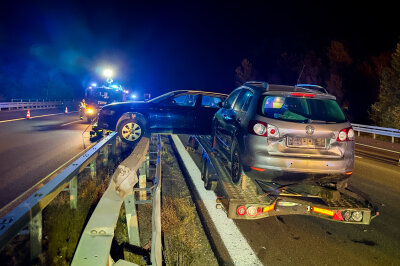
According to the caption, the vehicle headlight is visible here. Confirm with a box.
[87,108,94,114]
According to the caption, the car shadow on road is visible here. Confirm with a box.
[32,121,86,131]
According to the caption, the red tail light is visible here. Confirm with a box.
[290,92,315,98]
[248,120,268,136]
[248,120,280,138]
[337,127,355,141]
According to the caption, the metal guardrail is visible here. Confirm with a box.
[11,99,72,102]
[72,135,162,265]
[352,123,400,143]
[0,132,119,260]
[0,100,75,111]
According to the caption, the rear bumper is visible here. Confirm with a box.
[241,135,354,182]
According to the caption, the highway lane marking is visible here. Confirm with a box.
[355,142,400,154]
[0,141,95,215]
[0,111,78,123]
[61,120,82,126]
[355,155,363,158]
[171,134,262,266]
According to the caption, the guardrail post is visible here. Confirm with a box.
[373,133,376,139]
[30,211,42,261]
[70,176,78,209]
[90,160,96,179]
[124,193,140,246]
[392,136,394,143]
[102,145,109,167]
[139,160,147,200]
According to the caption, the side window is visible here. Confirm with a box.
[223,89,241,108]
[242,91,254,112]
[201,95,223,108]
[233,89,253,111]
[170,94,198,107]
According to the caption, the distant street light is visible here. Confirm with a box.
[131,94,137,99]
[91,83,97,87]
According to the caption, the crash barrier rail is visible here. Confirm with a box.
[0,132,119,261]
[72,135,163,265]
[351,123,400,143]
[11,99,73,102]
[0,100,75,111]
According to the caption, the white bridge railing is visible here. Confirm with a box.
[0,100,75,111]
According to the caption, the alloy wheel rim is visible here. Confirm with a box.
[121,122,142,141]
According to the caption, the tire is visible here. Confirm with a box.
[202,159,217,190]
[117,118,145,144]
[231,139,242,185]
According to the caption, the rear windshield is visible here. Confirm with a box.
[259,95,347,123]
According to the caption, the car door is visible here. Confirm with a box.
[196,94,226,134]
[150,93,198,133]
[215,89,242,153]
[232,89,254,146]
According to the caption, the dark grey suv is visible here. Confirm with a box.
[212,81,355,187]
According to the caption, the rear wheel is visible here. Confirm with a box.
[118,119,145,144]
[202,158,217,190]
[231,139,242,185]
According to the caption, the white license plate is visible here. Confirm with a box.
[287,137,326,148]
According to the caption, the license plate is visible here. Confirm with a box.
[287,137,326,148]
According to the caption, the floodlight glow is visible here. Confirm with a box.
[103,68,113,78]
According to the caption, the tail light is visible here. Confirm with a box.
[248,120,268,136]
[290,92,315,98]
[248,120,280,137]
[337,127,355,141]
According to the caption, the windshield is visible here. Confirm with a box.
[148,91,177,103]
[259,95,347,123]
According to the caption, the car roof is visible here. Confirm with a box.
[241,81,333,97]
[171,90,228,97]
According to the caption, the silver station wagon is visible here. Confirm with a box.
[212,81,355,188]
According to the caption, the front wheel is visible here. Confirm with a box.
[117,119,145,144]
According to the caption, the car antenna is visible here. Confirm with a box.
[296,64,305,85]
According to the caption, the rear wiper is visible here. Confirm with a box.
[307,119,328,124]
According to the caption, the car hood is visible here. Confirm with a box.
[102,101,151,109]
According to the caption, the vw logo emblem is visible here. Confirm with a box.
[305,125,314,135]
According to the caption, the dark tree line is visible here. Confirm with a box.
[235,40,395,125]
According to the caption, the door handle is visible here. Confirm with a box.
[223,115,232,121]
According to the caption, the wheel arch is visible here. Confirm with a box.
[115,112,148,131]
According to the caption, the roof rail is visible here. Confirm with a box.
[295,84,328,94]
[243,81,269,89]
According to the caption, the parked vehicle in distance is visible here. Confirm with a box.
[97,90,228,143]
[212,81,354,188]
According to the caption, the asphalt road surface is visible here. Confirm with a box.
[234,156,400,265]
[178,135,400,265]
[0,109,92,210]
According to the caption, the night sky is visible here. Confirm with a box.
[0,1,399,100]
